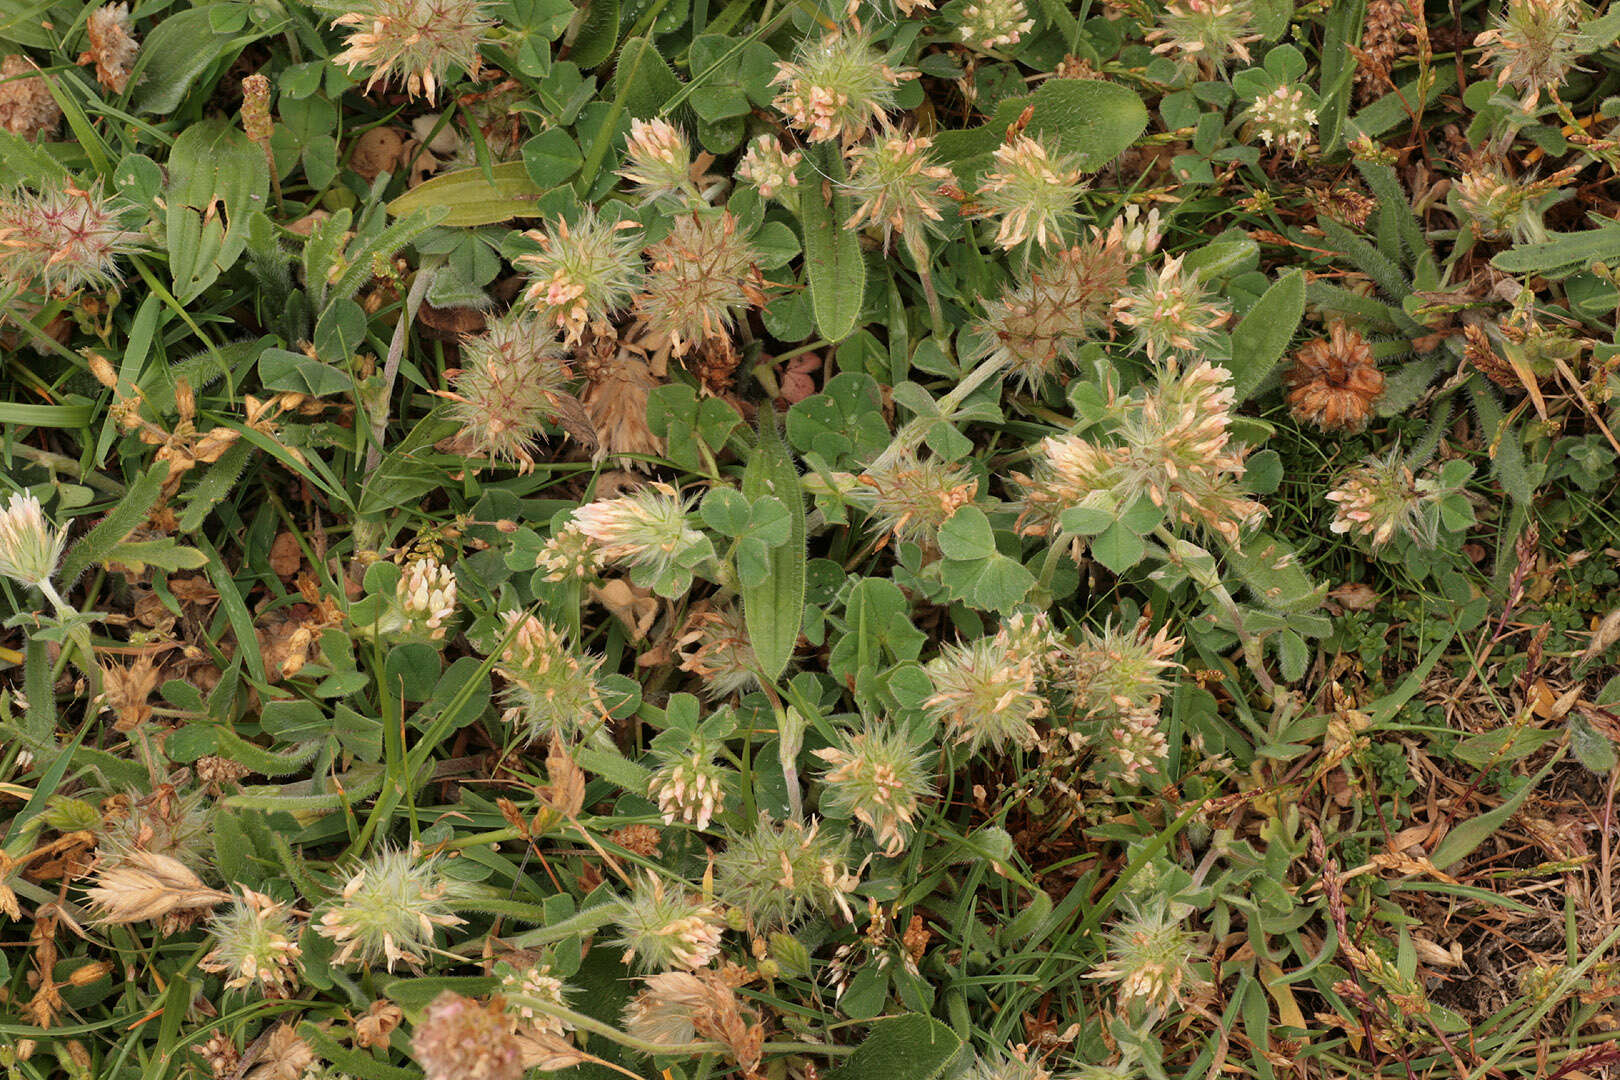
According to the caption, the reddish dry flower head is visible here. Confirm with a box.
[0,55,62,140]
[1284,322,1384,432]
[330,0,496,102]
[411,992,525,1080]
[81,4,139,94]
[635,211,761,356]
[676,604,760,699]
[0,182,144,295]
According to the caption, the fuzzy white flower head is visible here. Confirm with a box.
[1248,84,1317,158]
[620,118,695,204]
[0,492,66,590]
[498,960,575,1036]
[200,887,303,996]
[972,134,1086,252]
[647,735,729,829]
[569,483,711,593]
[398,557,457,640]
[316,845,466,971]
[613,873,726,971]
[959,0,1035,50]
[813,722,934,855]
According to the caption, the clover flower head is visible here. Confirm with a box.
[647,734,731,829]
[517,209,644,344]
[772,30,911,144]
[1145,0,1260,74]
[447,311,573,467]
[959,0,1035,50]
[635,211,761,356]
[396,557,458,641]
[538,521,604,582]
[844,132,954,252]
[1066,618,1182,719]
[494,610,611,747]
[925,623,1049,753]
[1112,254,1229,361]
[316,846,466,971]
[1097,704,1171,785]
[1089,899,1211,1012]
[1475,0,1583,108]
[569,483,710,593]
[497,960,575,1035]
[200,888,303,996]
[411,991,525,1080]
[614,873,726,972]
[0,492,66,591]
[737,135,802,199]
[0,182,144,295]
[1247,84,1317,159]
[676,604,760,700]
[1325,449,1436,548]
[967,1047,1053,1080]
[971,134,1087,252]
[330,0,495,102]
[813,722,934,855]
[715,815,857,927]
[850,451,979,547]
[621,118,695,204]
[1284,321,1384,433]
[0,55,62,140]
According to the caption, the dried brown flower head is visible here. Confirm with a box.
[84,850,228,926]
[80,4,139,93]
[1284,322,1384,432]
[0,55,61,140]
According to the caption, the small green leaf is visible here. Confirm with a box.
[1090,522,1146,575]
[938,506,995,561]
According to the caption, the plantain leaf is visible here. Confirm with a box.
[740,412,807,684]
[386,162,545,226]
[797,143,866,342]
[933,77,1147,183]
[1228,268,1304,403]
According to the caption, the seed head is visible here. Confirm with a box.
[647,733,732,829]
[971,233,1135,390]
[1112,254,1229,361]
[971,134,1086,252]
[517,209,644,344]
[396,556,458,640]
[0,55,61,140]
[494,611,611,748]
[613,873,726,971]
[200,888,303,997]
[966,1047,1052,1080]
[959,0,1035,50]
[715,815,857,927]
[446,311,573,466]
[843,132,954,252]
[737,135,802,200]
[329,0,495,102]
[1089,899,1211,1012]
[1475,0,1583,108]
[0,182,144,295]
[1145,0,1260,74]
[0,492,66,591]
[635,211,761,356]
[569,483,712,596]
[813,722,934,855]
[620,118,695,205]
[411,992,525,1080]
[316,845,466,971]
[81,4,139,93]
[772,30,911,144]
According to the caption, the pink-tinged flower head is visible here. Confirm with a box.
[647,733,732,829]
[844,132,953,252]
[316,845,465,971]
[620,118,695,204]
[737,135,802,199]
[1475,0,1582,108]
[0,182,144,295]
[81,4,138,93]
[925,615,1055,752]
[517,209,643,344]
[970,134,1086,252]
[813,722,934,855]
[411,992,525,1080]
[772,30,912,144]
[1088,899,1211,1012]
[1112,254,1229,361]
[0,55,62,140]
[200,887,303,996]
[329,0,496,102]
[0,492,66,590]
[1145,0,1260,74]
